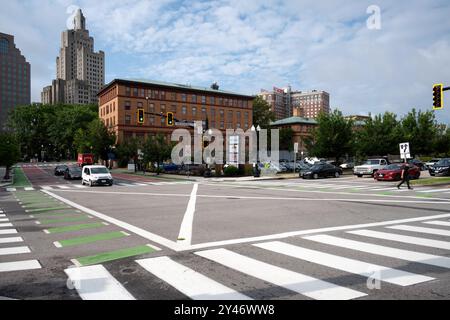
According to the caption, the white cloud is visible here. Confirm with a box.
[1,0,450,124]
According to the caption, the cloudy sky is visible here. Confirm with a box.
[1,0,450,123]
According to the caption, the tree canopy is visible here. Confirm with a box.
[306,110,354,162]
[252,96,275,129]
[0,131,20,180]
[7,103,99,160]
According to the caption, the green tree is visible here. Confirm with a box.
[252,96,275,129]
[6,103,98,160]
[73,119,116,162]
[47,104,97,159]
[115,138,142,167]
[0,131,20,180]
[400,109,437,156]
[142,134,173,175]
[279,127,294,151]
[355,112,402,157]
[305,110,354,163]
[433,125,450,157]
[73,128,90,154]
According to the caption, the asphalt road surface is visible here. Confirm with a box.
[1,163,450,300]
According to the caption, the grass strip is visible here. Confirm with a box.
[411,177,450,186]
[46,222,105,234]
[57,231,127,247]
[74,245,155,266]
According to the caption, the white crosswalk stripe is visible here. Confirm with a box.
[254,241,433,286]
[136,256,251,300]
[0,237,24,244]
[65,265,134,300]
[417,188,450,193]
[0,229,18,235]
[195,248,367,300]
[0,260,41,273]
[0,246,31,256]
[348,229,450,250]
[387,225,450,237]
[4,181,192,192]
[0,223,14,228]
[423,220,450,227]
[303,234,450,269]
[18,226,449,300]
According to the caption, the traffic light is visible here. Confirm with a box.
[137,108,144,124]
[167,112,174,126]
[433,84,443,110]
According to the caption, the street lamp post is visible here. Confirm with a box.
[41,144,44,162]
[251,125,261,177]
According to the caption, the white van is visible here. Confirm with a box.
[81,165,113,186]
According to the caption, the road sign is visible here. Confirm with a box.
[399,142,411,160]
[294,143,299,154]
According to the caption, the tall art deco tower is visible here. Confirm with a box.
[41,9,105,105]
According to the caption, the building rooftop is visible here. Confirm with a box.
[291,90,329,95]
[98,78,254,98]
[271,116,318,126]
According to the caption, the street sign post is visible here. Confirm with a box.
[293,143,299,173]
[399,142,411,161]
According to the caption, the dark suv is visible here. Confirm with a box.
[429,158,450,176]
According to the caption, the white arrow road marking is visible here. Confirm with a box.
[177,183,198,246]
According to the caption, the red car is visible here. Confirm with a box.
[374,164,420,181]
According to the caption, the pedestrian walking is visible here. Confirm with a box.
[397,164,413,190]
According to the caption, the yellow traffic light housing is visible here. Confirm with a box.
[433,84,443,110]
[167,112,174,126]
[137,108,144,124]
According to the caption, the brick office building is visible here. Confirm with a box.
[98,79,254,144]
[291,90,330,119]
